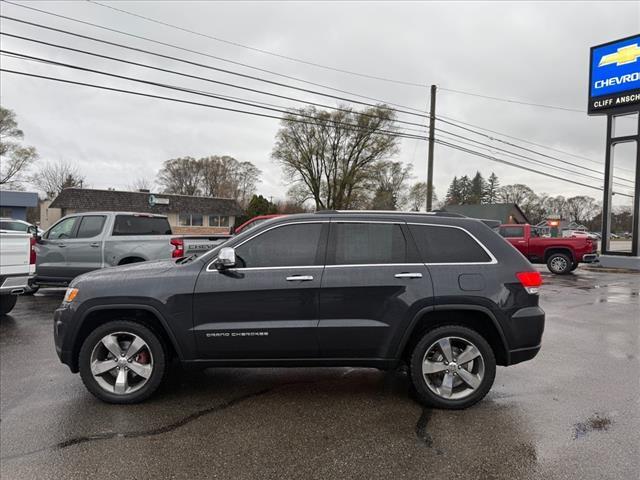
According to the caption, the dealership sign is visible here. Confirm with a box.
[148,194,169,206]
[589,34,640,114]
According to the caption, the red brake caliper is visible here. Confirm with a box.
[135,350,150,364]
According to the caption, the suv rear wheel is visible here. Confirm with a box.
[410,325,496,409]
[79,320,167,404]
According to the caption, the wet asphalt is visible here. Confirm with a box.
[1,267,638,480]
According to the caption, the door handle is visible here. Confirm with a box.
[394,272,422,279]
[517,241,526,244]
[58,243,66,248]
[286,275,314,281]
[90,242,100,248]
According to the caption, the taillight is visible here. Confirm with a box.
[170,237,184,258]
[516,271,542,294]
[29,236,36,265]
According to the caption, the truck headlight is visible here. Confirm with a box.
[63,287,79,303]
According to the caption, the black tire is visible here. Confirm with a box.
[409,325,496,410]
[569,262,579,272]
[79,320,167,404]
[547,252,572,275]
[0,295,18,316]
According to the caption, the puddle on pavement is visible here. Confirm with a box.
[573,413,612,439]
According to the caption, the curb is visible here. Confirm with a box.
[582,266,640,274]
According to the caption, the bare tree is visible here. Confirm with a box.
[31,160,85,198]
[369,160,413,210]
[272,105,399,210]
[407,182,431,211]
[157,157,202,196]
[200,156,261,207]
[565,196,600,224]
[0,106,38,189]
[128,177,153,192]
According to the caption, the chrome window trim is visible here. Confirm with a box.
[205,220,328,272]
[325,263,424,268]
[407,222,498,265]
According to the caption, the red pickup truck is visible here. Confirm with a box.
[499,224,598,274]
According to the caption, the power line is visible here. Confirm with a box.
[0,50,431,138]
[3,66,631,198]
[0,67,428,142]
[435,139,633,198]
[0,14,429,120]
[0,2,429,115]
[436,112,628,170]
[435,131,634,191]
[86,0,430,89]
[0,31,430,130]
[438,87,585,113]
[435,115,636,183]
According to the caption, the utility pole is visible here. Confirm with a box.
[426,84,436,211]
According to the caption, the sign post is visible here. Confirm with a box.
[589,34,640,269]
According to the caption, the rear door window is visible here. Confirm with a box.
[499,226,525,238]
[0,221,28,232]
[76,215,106,238]
[328,223,407,265]
[409,224,492,264]
[112,215,171,236]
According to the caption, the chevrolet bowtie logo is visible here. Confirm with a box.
[599,43,640,67]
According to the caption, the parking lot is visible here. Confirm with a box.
[1,267,638,480]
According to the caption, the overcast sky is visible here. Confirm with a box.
[1,1,638,205]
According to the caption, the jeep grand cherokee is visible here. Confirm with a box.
[53,211,544,409]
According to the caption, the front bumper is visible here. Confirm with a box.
[53,304,77,372]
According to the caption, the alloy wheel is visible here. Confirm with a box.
[421,336,485,400]
[90,331,154,395]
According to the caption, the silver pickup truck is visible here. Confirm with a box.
[34,212,229,287]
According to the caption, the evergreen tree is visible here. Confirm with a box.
[445,176,462,205]
[458,175,472,204]
[484,172,500,203]
[470,171,486,204]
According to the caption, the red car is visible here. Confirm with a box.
[499,224,598,274]
[234,214,284,235]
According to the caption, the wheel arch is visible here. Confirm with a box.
[544,247,574,263]
[397,305,510,366]
[117,256,148,266]
[71,304,183,373]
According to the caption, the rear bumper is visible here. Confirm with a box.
[506,305,545,365]
[581,253,598,263]
[0,274,30,295]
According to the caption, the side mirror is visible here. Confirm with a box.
[214,247,236,270]
[27,225,37,236]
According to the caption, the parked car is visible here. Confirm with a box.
[0,228,36,315]
[233,214,284,234]
[0,218,43,236]
[54,211,545,408]
[34,212,224,287]
[499,224,598,274]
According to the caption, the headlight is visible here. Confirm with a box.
[63,287,79,303]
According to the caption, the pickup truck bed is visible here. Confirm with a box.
[0,230,35,314]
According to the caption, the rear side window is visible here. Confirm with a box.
[329,223,407,265]
[235,223,324,268]
[0,221,28,232]
[409,225,491,263]
[76,215,106,238]
[499,226,524,238]
[112,215,171,236]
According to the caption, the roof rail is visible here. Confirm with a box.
[315,210,467,218]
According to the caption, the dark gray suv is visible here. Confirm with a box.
[53,211,544,409]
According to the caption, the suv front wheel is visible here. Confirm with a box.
[410,325,496,409]
[79,320,167,404]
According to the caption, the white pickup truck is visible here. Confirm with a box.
[34,212,230,287]
[0,229,35,315]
